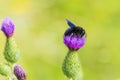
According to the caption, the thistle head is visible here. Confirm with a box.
[14,65,26,80]
[63,19,86,51]
[1,17,15,37]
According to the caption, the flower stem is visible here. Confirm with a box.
[8,76,12,80]
[7,62,15,80]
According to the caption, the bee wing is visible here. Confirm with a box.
[66,19,76,28]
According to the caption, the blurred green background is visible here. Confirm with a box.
[0,0,120,80]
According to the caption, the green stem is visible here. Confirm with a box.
[8,75,15,80]
[8,76,12,80]
[7,63,15,80]
[62,50,83,80]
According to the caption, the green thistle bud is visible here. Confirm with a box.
[0,63,11,76]
[62,51,83,80]
[4,37,20,63]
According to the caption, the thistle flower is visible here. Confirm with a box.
[62,19,86,80]
[63,19,86,51]
[1,17,15,37]
[14,65,26,80]
[1,17,20,63]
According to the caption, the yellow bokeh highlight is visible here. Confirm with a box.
[10,0,31,15]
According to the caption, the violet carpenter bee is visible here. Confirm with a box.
[65,19,86,38]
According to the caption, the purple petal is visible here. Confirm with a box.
[70,36,78,50]
[63,35,86,50]
[1,17,15,37]
[76,37,86,49]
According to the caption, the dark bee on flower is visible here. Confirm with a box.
[63,19,86,51]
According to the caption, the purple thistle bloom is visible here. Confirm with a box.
[1,17,15,37]
[63,20,86,51]
[14,65,26,80]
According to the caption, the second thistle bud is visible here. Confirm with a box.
[1,17,15,37]
[4,37,20,63]
[14,65,26,80]
[1,17,20,63]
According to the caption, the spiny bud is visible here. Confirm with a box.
[1,17,15,37]
[0,63,11,76]
[63,19,86,51]
[4,37,20,63]
[14,65,26,80]
[62,51,83,80]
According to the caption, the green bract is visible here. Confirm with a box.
[0,63,11,76]
[62,51,83,80]
[4,37,20,63]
